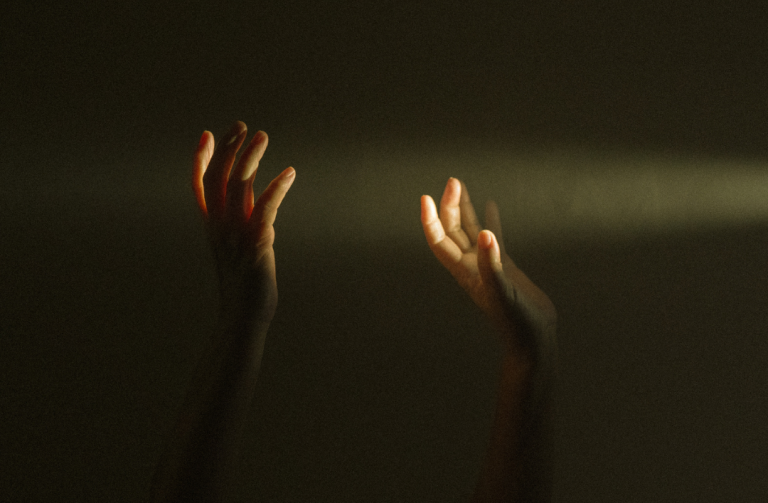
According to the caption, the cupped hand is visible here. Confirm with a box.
[420,178,556,365]
[192,121,296,322]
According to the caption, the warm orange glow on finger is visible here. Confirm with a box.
[192,132,211,217]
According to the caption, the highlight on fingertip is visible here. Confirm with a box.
[479,230,493,248]
[420,195,437,220]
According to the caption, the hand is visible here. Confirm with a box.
[192,121,296,323]
[420,178,556,366]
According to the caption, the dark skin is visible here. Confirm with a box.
[152,122,556,502]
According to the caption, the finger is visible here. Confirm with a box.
[476,230,510,300]
[225,131,269,221]
[439,178,472,251]
[250,167,296,231]
[484,200,506,255]
[192,131,214,218]
[458,179,482,246]
[203,121,247,219]
[421,194,463,270]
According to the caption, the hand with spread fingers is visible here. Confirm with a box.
[421,177,557,503]
[420,177,556,364]
[192,121,296,323]
[152,122,295,503]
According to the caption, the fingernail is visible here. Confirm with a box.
[284,167,296,178]
[479,231,492,248]
[198,132,207,148]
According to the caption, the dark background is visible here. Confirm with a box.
[2,1,768,501]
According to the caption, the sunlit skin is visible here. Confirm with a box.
[421,179,557,502]
[420,179,556,361]
[192,121,296,322]
[153,121,555,502]
[152,121,295,503]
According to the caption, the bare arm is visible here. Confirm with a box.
[151,121,296,503]
[420,178,557,502]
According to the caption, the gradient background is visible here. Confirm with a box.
[2,1,768,501]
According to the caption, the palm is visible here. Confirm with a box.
[455,248,511,311]
[420,178,555,355]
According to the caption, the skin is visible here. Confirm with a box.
[420,178,557,502]
[151,121,295,503]
[152,124,555,502]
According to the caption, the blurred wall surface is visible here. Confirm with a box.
[2,1,768,501]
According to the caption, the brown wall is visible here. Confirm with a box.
[2,1,767,501]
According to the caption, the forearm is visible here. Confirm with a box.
[151,312,271,503]
[472,351,554,503]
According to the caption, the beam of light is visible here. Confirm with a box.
[282,145,768,249]
[18,145,768,251]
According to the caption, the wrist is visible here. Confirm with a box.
[216,303,273,338]
[217,282,276,322]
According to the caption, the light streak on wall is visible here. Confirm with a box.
[13,145,768,250]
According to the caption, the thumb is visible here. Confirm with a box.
[477,230,508,298]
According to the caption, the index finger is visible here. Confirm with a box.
[250,166,297,230]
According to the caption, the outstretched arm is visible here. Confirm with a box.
[420,178,557,502]
[151,121,296,503]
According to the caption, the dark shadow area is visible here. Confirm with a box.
[2,199,767,501]
[2,1,767,180]
[2,1,768,501]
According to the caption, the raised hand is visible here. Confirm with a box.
[192,121,296,323]
[422,178,557,502]
[420,177,556,366]
[151,122,295,502]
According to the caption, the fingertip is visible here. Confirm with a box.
[226,121,247,145]
[421,195,437,220]
[281,167,296,188]
[478,230,493,248]
[196,130,211,151]
[478,230,504,277]
[253,130,268,145]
